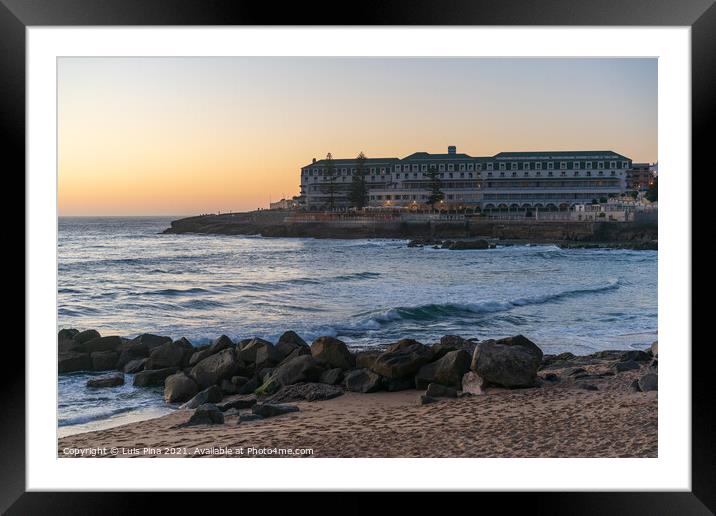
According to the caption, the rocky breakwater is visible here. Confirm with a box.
[58,328,658,427]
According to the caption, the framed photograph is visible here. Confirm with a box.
[7,0,711,511]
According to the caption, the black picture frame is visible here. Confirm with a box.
[4,0,711,513]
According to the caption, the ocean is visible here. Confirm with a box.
[57,216,657,434]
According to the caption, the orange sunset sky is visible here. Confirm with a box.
[58,57,657,216]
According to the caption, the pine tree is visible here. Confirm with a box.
[645,176,658,202]
[426,165,444,208]
[349,152,369,209]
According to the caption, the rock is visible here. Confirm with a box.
[258,367,275,383]
[265,382,344,403]
[237,337,277,365]
[425,382,457,398]
[614,360,640,372]
[251,403,300,418]
[146,338,194,369]
[86,372,124,388]
[355,351,380,370]
[164,372,199,403]
[72,329,101,347]
[223,408,241,417]
[132,367,179,387]
[383,377,417,392]
[371,339,433,379]
[74,335,123,354]
[319,368,344,385]
[209,334,234,353]
[620,350,651,362]
[420,395,437,405]
[638,373,658,392]
[90,350,119,371]
[431,335,473,360]
[188,348,213,367]
[275,331,310,360]
[650,359,658,371]
[220,375,249,394]
[415,349,471,389]
[238,376,259,395]
[568,367,587,376]
[344,368,383,393]
[239,414,264,422]
[180,385,223,409]
[310,336,355,370]
[577,383,599,391]
[190,348,239,389]
[629,379,641,392]
[129,333,172,350]
[116,334,170,369]
[650,341,658,357]
[270,354,325,387]
[183,403,224,426]
[541,352,576,367]
[216,395,257,411]
[461,371,487,395]
[254,375,282,397]
[123,357,148,374]
[58,329,80,352]
[448,239,489,250]
[541,373,560,382]
[58,351,91,373]
[471,335,543,388]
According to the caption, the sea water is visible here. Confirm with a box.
[57,216,657,433]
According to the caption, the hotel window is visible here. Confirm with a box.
[468,173,473,178]
[536,171,541,176]
[610,161,616,169]
[535,162,542,170]
[412,164,419,171]
[598,170,604,176]
[439,164,445,171]
[459,164,465,171]
[547,162,554,170]
[499,163,506,171]
[370,168,375,173]
[413,173,418,178]
[511,162,518,170]
[574,162,580,169]
[523,162,530,170]
[511,172,517,177]
[486,163,493,171]
[560,171,566,177]
[476,163,483,171]
[523,171,529,177]
[585,162,592,169]
[467,163,474,171]
[499,172,505,177]
[622,161,629,168]
[460,172,465,178]
[598,162,604,169]
[611,171,616,176]
[548,171,553,177]
[395,165,400,172]
[487,172,493,177]
[574,171,579,176]
[421,164,427,171]
[560,162,567,169]
[448,164,454,171]
[586,171,592,176]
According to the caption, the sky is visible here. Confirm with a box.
[58,57,657,216]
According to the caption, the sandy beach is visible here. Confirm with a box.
[58,360,657,458]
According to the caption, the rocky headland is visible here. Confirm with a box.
[57,328,658,458]
[161,211,657,250]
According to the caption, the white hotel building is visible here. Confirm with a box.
[299,147,630,211]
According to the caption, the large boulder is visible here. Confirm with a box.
[90,350,120,371]
[251,403,299,418]
[183,403,224,426]
[190,348,239,389]
[344,368,383,393]
[133,367,179,387]
[275,331,310,360]
[650,341,658,358]
[265,383,344,403]
[72,329,101,348]
[117,333,172,369]
[431,335,474,360]
[311,336,355,370]
[146,338,194,369]
[217,395,257,411]
[58,351,91,373]
[319,368,344,385]
[58,329,80,352]
[462,371,487,395]
[355,351,380,369]
[620,350,652,363]
[415,349,471,389]
[220,375,249,395]
[638,373,658,392]
[270,355,325,387]
[86,372,124,388]
[448,239,489,250]
[470,335,543,388]
[123,357,148,374]
[180,385,223,409]
[74,335,123,354]
[371,339,433,379]
[425,382,457,398]
[237,337,281,368]
[164,372,199,403]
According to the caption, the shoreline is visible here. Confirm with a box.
[160,212,658,250]
[58,329,658,458]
